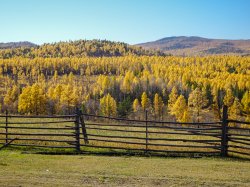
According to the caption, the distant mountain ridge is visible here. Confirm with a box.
[0,41,37,49]
[137,36,250,56]
[2,37,250,57]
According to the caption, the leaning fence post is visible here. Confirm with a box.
[221,105,229,157]
[75,108,81,152]
[5,110,8,144]
[145,110,148,153]
[80,110,89,144]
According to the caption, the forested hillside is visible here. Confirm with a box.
[0,40,165,58]
[0,54,249,123]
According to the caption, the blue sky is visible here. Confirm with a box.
[0,0,250,44]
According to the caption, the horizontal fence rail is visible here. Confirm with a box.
[227,120,250,157]
[0,111,78,150]
[0,106,249,158]
[82,116,222,156]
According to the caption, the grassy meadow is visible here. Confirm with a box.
[0,150,250,187]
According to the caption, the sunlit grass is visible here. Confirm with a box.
[0,150,250,186]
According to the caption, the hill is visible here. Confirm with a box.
[137,36,250,56]
[0,40,165,58]
[0,41,37,49]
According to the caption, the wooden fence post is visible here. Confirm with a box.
[5,110,8,144]
[145,110,148,153]
[79,110,89,144]
[75,108,81,152]
[221,105,229,157]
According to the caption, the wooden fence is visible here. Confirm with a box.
[0,111,79,150]
[0,106,249,158]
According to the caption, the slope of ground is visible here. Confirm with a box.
[137,36,250,56]
[0,41,37,49]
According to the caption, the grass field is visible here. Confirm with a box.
[0,150,250,187]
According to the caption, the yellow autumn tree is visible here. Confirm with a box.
[188,87,208,122]
[47,84,64,114]
[229,97,242,120]
[47,86,56,114]
[171,95,189,122]
[241,91,250,121]
[53,70,58,83]
[100,93,117,116]
[141,92,151,111]
[133,98,140,112]
[60,85,78,114]
[121,71,134,94]
[181,110,190,123]
[100,76,110,95]
[223,89,234,107]
[18,83,47,115]
[153,93,164,120]
[168,86,178,113]
[4,85,19,113]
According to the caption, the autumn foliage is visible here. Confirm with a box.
[0,53,249,122]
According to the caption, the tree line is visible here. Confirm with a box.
[0,55,249,123]
[0,40,165,59]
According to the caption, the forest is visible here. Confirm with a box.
[0,40,249,123]
[0,39,165,58]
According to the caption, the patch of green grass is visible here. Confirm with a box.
[0,150,249,186]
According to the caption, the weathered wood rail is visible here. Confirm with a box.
[0,112,79,149]
[0,106,249,158]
